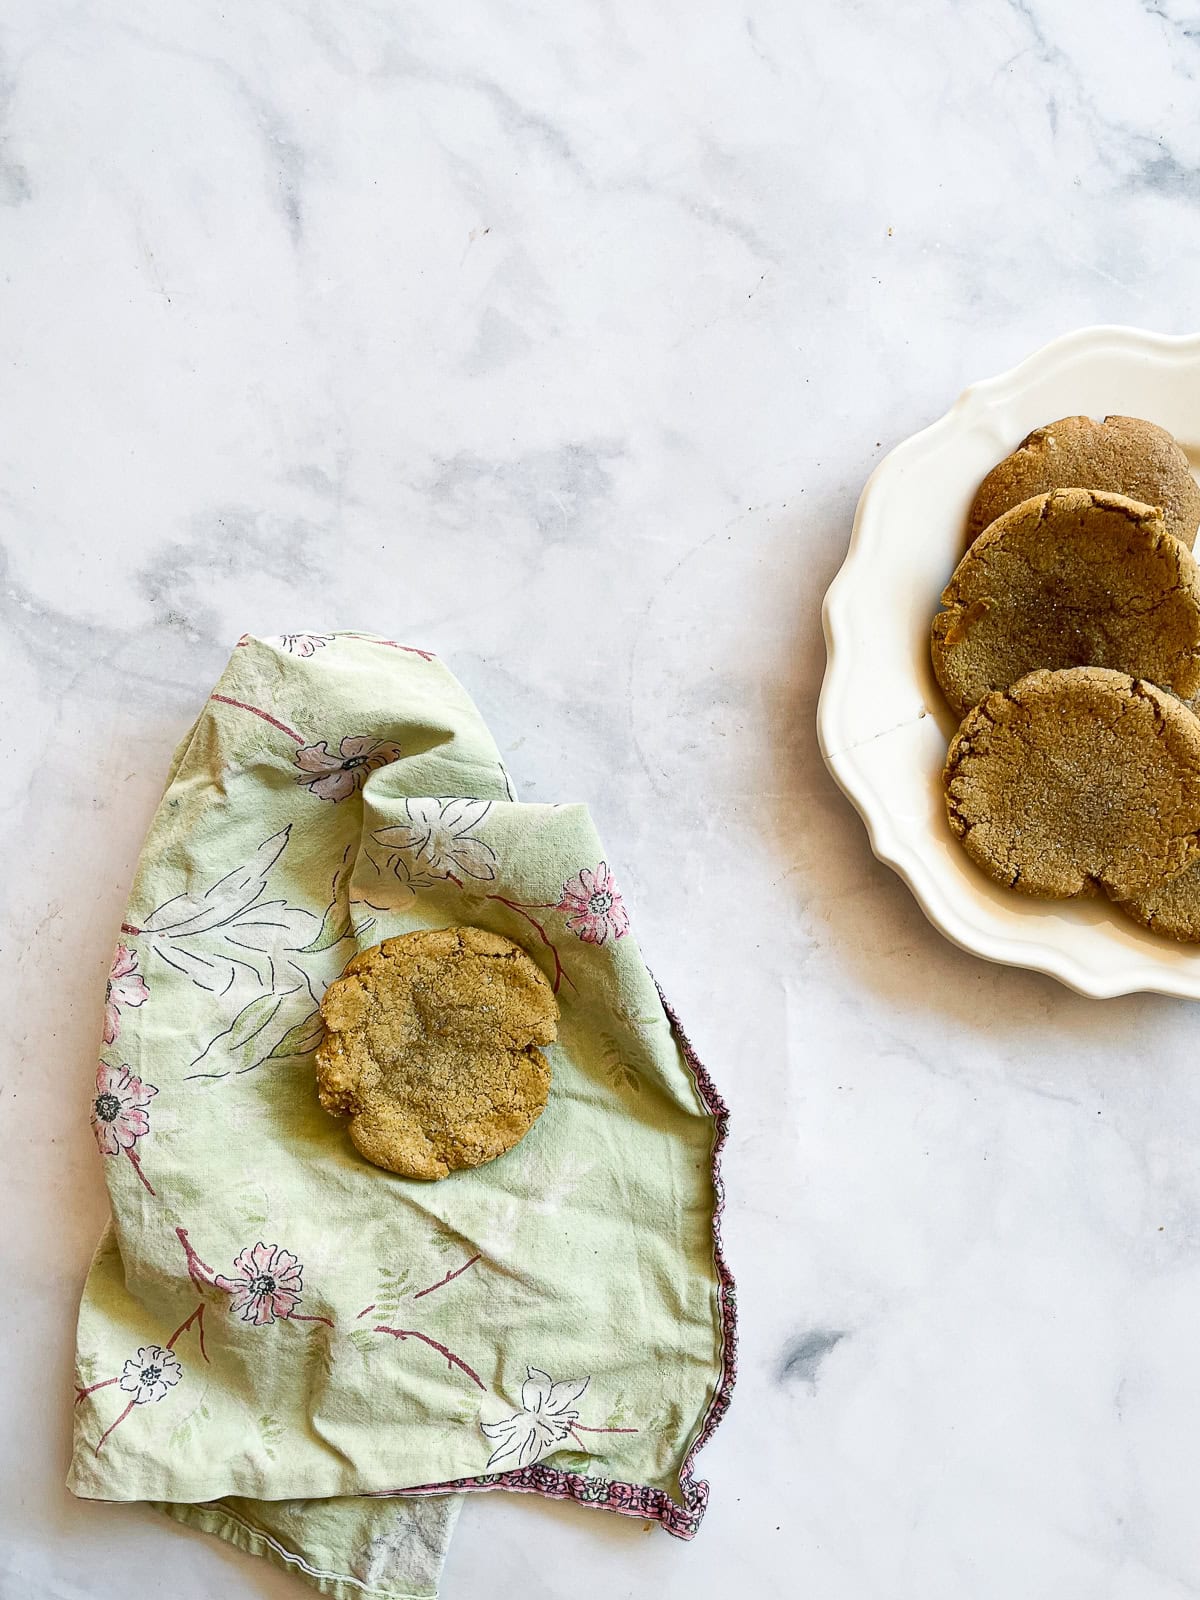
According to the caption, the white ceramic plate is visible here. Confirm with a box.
[818,325,1200,999]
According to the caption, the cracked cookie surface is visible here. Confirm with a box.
[965,414,1200,548]
[315,926,559,1180]
[943,667,1200,900]
[931,488,1200,718]
[1111,859,1200,942]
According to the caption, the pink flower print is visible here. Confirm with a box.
[272,633,333,657]
[91,1063,157,1156]
[294,736,402,802]
[216,1243,305,1325]
[556,862,630,945]
[103,943,149,1045]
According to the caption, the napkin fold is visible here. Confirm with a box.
[70,632,734,1599]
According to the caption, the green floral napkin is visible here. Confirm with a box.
[70,632,734,1600]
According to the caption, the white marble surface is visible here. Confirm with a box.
[7,1,1200,1596]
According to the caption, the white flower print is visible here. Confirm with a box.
[373,798,497,884]
[270,633,333,657]
[480,1367,590,1470]
[119,1344,182,1405]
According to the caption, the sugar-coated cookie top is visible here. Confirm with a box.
[316,926,559,1180]
[966,413,1200,548]
[943,666,1200,901]
[932,488,1200,717]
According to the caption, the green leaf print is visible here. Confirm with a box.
[448,1392,483,1427]
[188,973,321,1081]
[266,1007,325,1060]
[374,1265,412,1318]
[169,1400,210,1449]
[430,1226,476,1260]
[228,991,288,1051]
[300,1326,335,1384]
[232,1185,270,1227]
[189,991,288,1078]
[301,847,356,954]
[258,1414,284,1461]
[347,1329,376,1363]
[301,904,350,954]
[606,1394,636,1429]
[601,1033,641,1094]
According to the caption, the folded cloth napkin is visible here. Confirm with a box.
[70,632,735,1600]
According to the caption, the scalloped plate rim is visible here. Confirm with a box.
[818,324,1200,1000]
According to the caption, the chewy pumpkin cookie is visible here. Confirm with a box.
[966,414,1200,548]
[943,667,1200,900]
[931,488,1200,718]
[315,926,559,1180]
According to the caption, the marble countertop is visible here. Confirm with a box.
[7,1,1200,1596]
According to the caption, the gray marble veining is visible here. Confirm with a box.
[7,1,1200,1597]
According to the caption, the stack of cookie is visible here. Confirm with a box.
[930,415,1200,941]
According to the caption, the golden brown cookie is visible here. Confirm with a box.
[315,926,559,1180]
[966,414,1200,548]
[943,667,1200,900]
[931,488,1200,718]
[1110,861,1200,942]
